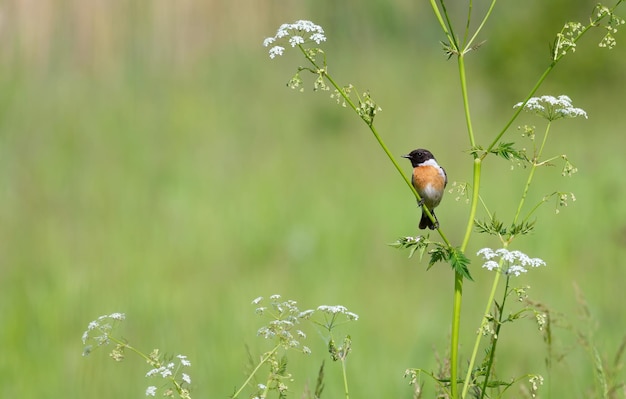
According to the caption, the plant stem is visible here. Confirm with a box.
[451,51,481,399]
[461,256,504,398]
[513,122,551,224]
[450,158,480,397]
[341,358,350,399]
[458,55,476,148]
[463,0,498,53]
[107,336,152,363]
[429,0,454,43]
[479,275,511,399]
[450,272,463,398]
[231,346,280,399]
[483,64,554,157]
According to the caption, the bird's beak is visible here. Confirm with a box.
[401,154,410,159]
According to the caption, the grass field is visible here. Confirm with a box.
[1,1,625,398]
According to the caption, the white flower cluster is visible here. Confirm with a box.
[81,312,126,353]
[252,295,359,354]
[263,20,327,59]
[145,354,192,397]
[477,248,546,276]
[514,95,587,121]
[317,305,360,321]
[254,294,312,353]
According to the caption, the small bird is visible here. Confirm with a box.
[402,149,447,230]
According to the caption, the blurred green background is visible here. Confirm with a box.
[1,0,625,397]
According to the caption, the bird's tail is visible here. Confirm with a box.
[419,209,439,230]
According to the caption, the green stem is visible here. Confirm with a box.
[461,158,482,251]
[458,55,476,148]
[512,122,551,224]
[437,0,460,50]
[107,336,152,363]
[463,0,498,53]
[450,51,481,399]
[463,0,473,45]
[479,275,511,399]
[429,0,454,42]
[521,197,548,224]
[341,358,350,399]
[483,64,554,157]
[450,272,463,398]
[231,346,280,399]
[461,257,504,398]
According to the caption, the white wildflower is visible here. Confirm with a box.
[514,95,587,121]
[506,265,528,276]
[478,248,546,276]
[482,260,499,271]
[298,309,315,319]
[146,386,157,396]
[310,33,327,44]
[177,354,191,367]
[268,46,284,59]
[109,312,126,321]
[289,35,305,47]
[318,305,345,313]
[263,20,327,59]
[477,248,497,260]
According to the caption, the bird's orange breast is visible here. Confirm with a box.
[412,165,446,207]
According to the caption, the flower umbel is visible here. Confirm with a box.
[263,20,326,59]
[477,248,546,276]
[81,312,126,355]
[254,295,313,353]
[144,351,193,398]
[82,314,193,399]
[514,95,587,121]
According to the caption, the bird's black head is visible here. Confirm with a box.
[402,148,435,167]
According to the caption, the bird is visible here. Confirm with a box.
[402,148,447,230]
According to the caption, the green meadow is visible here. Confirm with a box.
[1,1,625,397]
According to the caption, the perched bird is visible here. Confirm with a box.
[402,149,447,230]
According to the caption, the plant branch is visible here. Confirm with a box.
[232,346,280,399]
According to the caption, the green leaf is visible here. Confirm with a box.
[485,379,514,388]
[509,220,536,236]
[427,244,447,270]
[474,214,506,236]
[390,236,429,260]
[449,247,473,281]
[428,244,473,281]
[490,142,528,163]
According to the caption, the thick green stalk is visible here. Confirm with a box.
[449,50,481,398]
[458,55,476,148]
